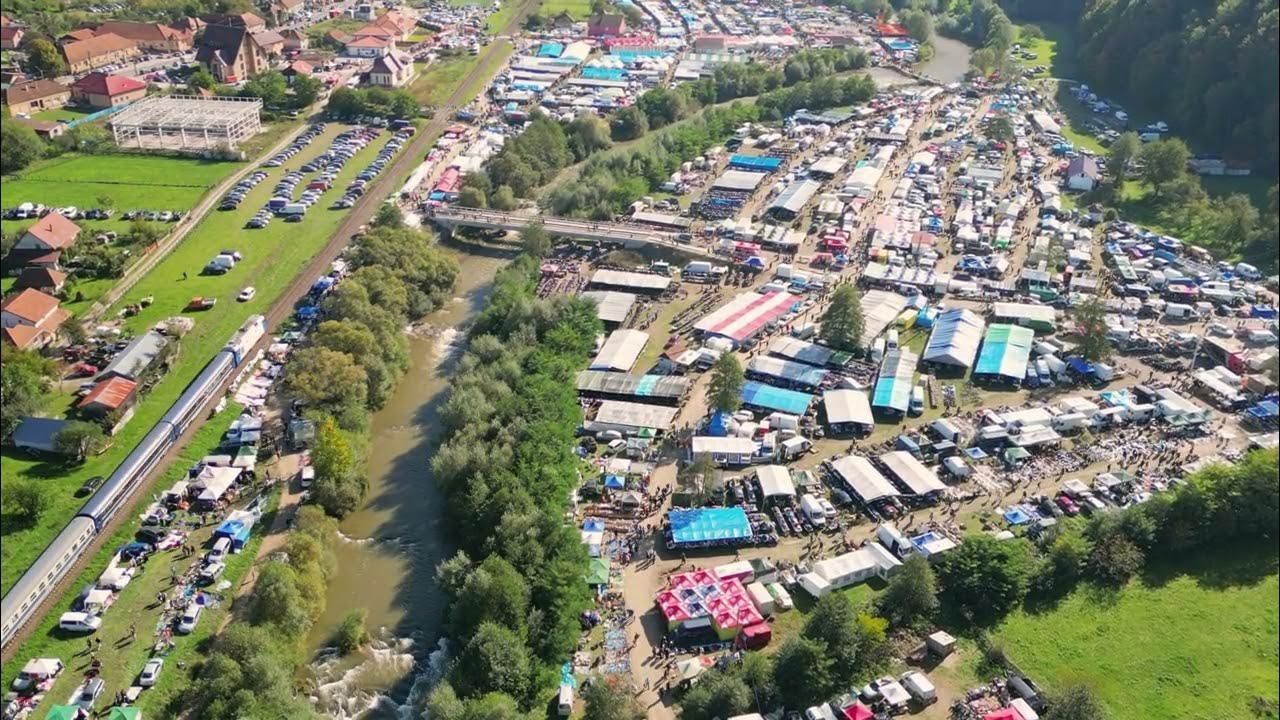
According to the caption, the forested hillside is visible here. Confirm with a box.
[1003,0,1279,170]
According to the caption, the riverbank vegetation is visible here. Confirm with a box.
[425,253,602,716]
[181,506,338,719]
[282,211,458,517]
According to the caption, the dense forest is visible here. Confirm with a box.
[1000,0,1280,170]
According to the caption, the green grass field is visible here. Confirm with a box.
[412,55,483,107]
[32,107,96,124]
[996,543,1280,720]
[0,123,394,596]
[1201,175,1273,208]
[0,409,281,720]
[540,0,592,19]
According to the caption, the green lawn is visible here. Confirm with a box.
[412,55,483,107]
[995,543,1280,720]
[0,123,396,595]
[0,409,282,720]
[32,106,96,124]
[486,0,521,33]
[540,0,592,19]
[1201,175,1273,208]
[1016,22,1079,81]
[304,16,364,42]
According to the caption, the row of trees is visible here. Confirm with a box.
[327,86,422,122]
[182,506,337,718]
[2,117,120,175]
[283,212,458,516]
[1103,135,1279,270]
[936,0,1016,76]
[223,70,324,118]
[936,448,1279,624]
[425,253,602,714]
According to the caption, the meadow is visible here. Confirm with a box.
[0,123,394,595]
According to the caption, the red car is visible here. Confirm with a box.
[70,363,99,378]
[1055,494,1080,516]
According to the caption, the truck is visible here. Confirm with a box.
[800,495,827,527]
[279,203,307,217]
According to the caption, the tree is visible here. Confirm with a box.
[54,421,107,462]
[1020,24,1044,40]
[129,219,166,247]
[582,677,645,720]
[678,670,751,720]
[1107,132,1140,186]
[292,74,322,108]
[935,535,1035,623]
[241,70,289,110]
[491,185,517,211]
[1,121,45,174]
[1,348,55,437]
[708,352,744,414]
[284,347,368,418]
[1138,139,1190,196]
[987,116,1015,144]
[3,479,49,521]
[1087,532,1144,586]
[1043,684,1109,720]
[802,591,864,683]
[310,417,365,518]
[372,203,404,229]
[876,554,939,629]
[334,609,367,654]
[900,9,933,43]
[565,113,612,161]
[451,622,532,702]
[1072,296,1111,361]
[458,186,487,208]
[188,67,217,91]
[1031,529,1090,597]
[24,37,66,77]
[519,220,552,257]
[450,555,531,638]
[970,47,998,75]
[819,285,865,352]
[610,106,649,141]
[772,636,833,710]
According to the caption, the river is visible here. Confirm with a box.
[306,246,509,719]
[866,34,974,88]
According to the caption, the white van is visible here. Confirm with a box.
[299,465,315,488]
[909,386,925,416]
[177,604,202,634]
[900,671,937,706]
[58,612,102,634]
[557,685,574,716]
[800,495,827,527]
[207,537,231,563]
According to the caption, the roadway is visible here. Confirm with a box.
[0,1,536,660]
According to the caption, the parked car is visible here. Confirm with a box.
[77,677,106,711]
[58,612,102,633]
[237,286,256,302]
[138,657,164,687]
[176,604,202,634]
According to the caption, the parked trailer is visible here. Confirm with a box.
[0,316,266,650]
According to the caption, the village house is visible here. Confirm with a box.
[368,51,412,87]
[2,212,80,276]
[202,12,267,33]
[12,267,68,296]
[281,59,313,83]
[196,22,273,83]
[1,288,71,350]
[15,119,67,139]
[2,78,70,116]
[60,32,141,74]
[78,376,138,420]
[345,33,394,57]
[1065,156,1100,192]
[268,0,305,26]
[71,72,148,109]
[0,24,23,50]
[91,21,194,52]
[588,13,627,38]
[280,27,308,52]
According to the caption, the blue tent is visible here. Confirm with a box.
[1066,357,1094,375]
[668,507,752,545]
[1247,400,1278,419]
[213,519,251,549]
[297,305,320,321]
[1003,508,1031,525]
[706,411,731,437]
[740,381,813,415]
[582,518,605,532]
[603,474,626,490]
[965,446,989,460]
[1252,305,1277,319]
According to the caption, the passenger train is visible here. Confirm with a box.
[0,316,266,649]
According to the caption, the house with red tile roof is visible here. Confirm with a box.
[1,289,71,349]
[91,21,193,51]
[0,24,23,50]
[3,213,80,276]
[79,376,139,418]
[12,267,68,295]
[71,72,148,108]
[60,32,141,74]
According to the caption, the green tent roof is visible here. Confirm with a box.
[586,557,611,586]
[47,707,83,720]
[109,709,141,720]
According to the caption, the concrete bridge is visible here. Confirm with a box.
[427,207,718,259]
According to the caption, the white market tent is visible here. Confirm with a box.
[581,291,637,325]
[879,450,946,495]
[830,455,900,502]
[593,400,678,431]
[823,389,873,427]
[590,329,650,372]
[192,465,240,502]
[922,308,986,368]
[859,290,910,344]
[756,465,795,498]
[590,269,672,293]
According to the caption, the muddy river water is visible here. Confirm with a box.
[306,247,508,719]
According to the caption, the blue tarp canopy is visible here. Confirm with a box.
[965,446,989,460]
[213,519,251,549]
[1247,400,1279,419]
[297,305,320,320]
[740,381,813,415]
[706,411,731,437]
[1003,508,1031,525]
[312,276,335,293]
[729,154,783,172]
[603,474,626,489]
[538,41,564,57]
[583,518,605,532]
[1066,357,1094,375]
[1252,305,1277,319]
[668,507,752,545]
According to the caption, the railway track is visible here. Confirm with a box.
[0,5,534,661]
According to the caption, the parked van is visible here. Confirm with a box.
[59,612,102,633]
[279,203,307,217]
[299,466,315,488]
[871,338,886,364]
[207,537,231,563]
[557,685,574,716]
[900,671,937,706]
[909,386,925,416]
[800,495,827,527]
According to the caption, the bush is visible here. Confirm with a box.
[335,609,367,654]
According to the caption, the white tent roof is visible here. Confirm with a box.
[590,329,649,372]
[691,436,757,455]
[21,658,62,677]
[922,308,985,367]
[879,450,946,495]
[193,465,239,501]
[593,399,677,431]
[823,389,873,426]
[860,290,909,343]
[581,290,637,324]
[756,465,795,497]
[591,269,672,292]
[830,455,900,502]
